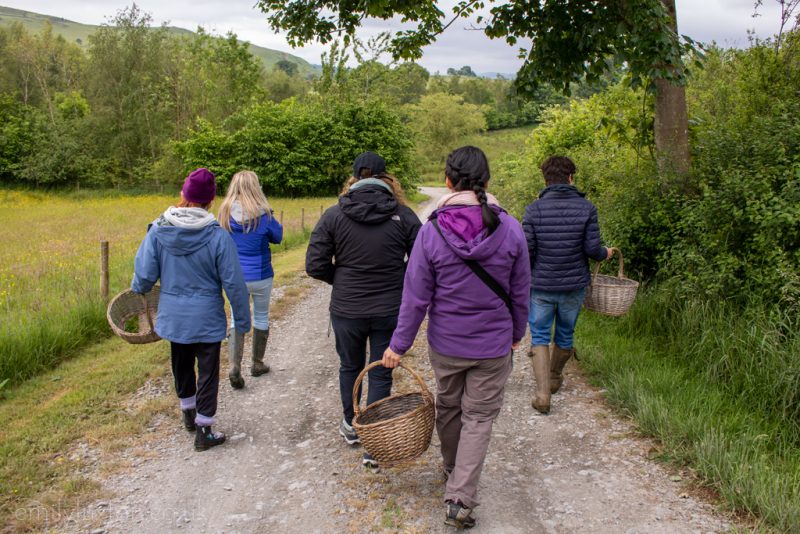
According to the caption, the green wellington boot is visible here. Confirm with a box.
[228,329,245,389]
[251,328,270,376]
[550,346,575,394]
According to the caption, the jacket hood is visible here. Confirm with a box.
[339,185,398,224]
[151,214,218,256]
[230,201,267,224]
[431,204,509,262]
[539,184,586,199]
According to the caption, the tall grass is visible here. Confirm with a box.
[0,191,335,386]
[578,290,800,530]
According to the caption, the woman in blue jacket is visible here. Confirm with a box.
[132,168,251,451]
[218,170,283,389]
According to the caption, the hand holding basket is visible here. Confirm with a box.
[583,248,639,317]
[107,287,161,344]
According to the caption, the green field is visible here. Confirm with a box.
[0,190,336,386]
[0,5,319,76]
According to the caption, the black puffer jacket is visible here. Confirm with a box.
[306,184,422,318]
[522,184,608,292]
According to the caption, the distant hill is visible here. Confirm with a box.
[0,5,318,77]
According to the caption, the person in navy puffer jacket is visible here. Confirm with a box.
[218,170,283,390]
[132,168,251,452]
[522,156,612,414]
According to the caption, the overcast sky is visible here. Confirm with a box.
[1,1,791,73]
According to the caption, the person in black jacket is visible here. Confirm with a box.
[522,156,612,414]
[306,151,422,468]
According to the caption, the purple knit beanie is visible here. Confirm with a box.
[181,168,216,204]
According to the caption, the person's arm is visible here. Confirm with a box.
[383,227,435,368]
[509,224,532,346]
[404,208,423,256]
[131,229,160,294]
[217,233,251,333]
[583,204,609,262]
[521,203,537,269]
[305,210,336,284]
[267,211,283,245]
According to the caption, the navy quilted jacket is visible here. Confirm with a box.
[522,184,608,292]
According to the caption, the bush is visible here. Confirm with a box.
[175,98,417,196]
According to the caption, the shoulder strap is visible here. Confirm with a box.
[431,218,512,314]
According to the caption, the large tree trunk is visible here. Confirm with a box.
[654,0,691,179]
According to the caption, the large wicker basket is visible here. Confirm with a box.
[352,361,435,468]
[107,287,161,344]
[584,248,639,317]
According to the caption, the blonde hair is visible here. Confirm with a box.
[340,173,407,206]
[219,170,271,232]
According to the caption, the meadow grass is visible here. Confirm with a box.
[0,190,336,385]
[577,291,800,531]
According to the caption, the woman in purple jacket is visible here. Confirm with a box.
[382,146,531,529]
[218,170,283,389]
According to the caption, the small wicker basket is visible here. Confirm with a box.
[583,248,639,317]
[352,361,435,468]
[107,287,161,344]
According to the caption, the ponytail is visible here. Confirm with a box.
[445,146,499,233]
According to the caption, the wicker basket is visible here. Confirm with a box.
[352,361,435,468]
[107,287,161,344]
[583,248,639,317]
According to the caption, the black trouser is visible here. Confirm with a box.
[170,341,221,424]
[330,314,397,425]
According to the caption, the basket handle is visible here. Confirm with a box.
[352,361,432,419]
[592,247,625,279]
[141,294,155,331]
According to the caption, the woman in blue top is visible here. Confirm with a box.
[218,170,283,389]
[132,168,251,451]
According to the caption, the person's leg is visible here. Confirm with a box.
[330,314,369,426]
[195,342,221,426]
[445,352,513,510]
[249,278,273,376]
[550,288,586,393]
[171,342,197,430]
[552,288,586,349]
[429,348,471,476]
[365,315,397,407]
[170,342,197,408]
[529,290,557,412]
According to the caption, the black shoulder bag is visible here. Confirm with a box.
[430,218,512,314]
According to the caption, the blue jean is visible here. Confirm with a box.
[528,288,586,349]
[232,277,274,331]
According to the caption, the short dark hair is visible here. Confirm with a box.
[540,156,576,185]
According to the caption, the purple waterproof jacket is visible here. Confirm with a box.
[389,204,531,359]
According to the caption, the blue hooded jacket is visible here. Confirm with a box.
[227,205,283,282]
[131,209,251,344]
[522,184,608,292]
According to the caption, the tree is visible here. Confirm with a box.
[406,93,486,163]
[446,65,477,77]
[257,0,697,178]
[275,59,298,76]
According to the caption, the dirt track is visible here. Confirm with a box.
[59,189,734,533]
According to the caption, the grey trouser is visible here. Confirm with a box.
[429,347,514,509]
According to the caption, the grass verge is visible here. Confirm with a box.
[577,292,800,532]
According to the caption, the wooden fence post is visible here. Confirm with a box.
[279,210,284,226]
[100,240,109,302]
[320,205,323,218]
[301,207,305,231]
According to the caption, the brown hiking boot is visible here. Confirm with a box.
[550,346,575,394]
[531,344,551,414]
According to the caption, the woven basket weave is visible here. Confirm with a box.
[584,248,639,317]
[352,361,435,468]
[107,287,161,344]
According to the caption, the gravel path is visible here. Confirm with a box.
[59,189,735,533]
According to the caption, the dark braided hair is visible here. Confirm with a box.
[445,146,499,233]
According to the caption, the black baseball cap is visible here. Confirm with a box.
[352,151,386,178]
